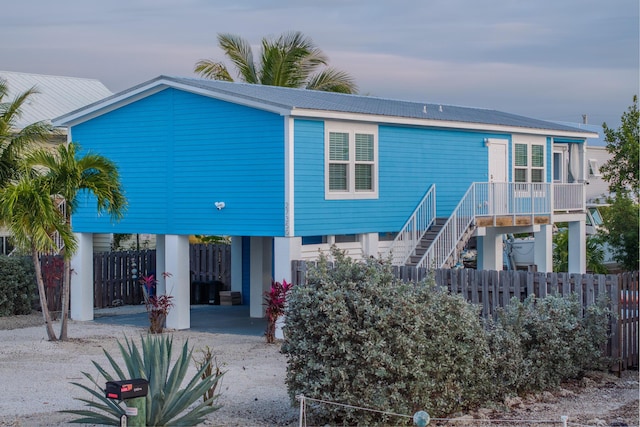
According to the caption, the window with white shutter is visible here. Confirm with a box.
[325,122,378,199]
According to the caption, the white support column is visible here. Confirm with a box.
[274,237,301,284]
[249,237,272,318]
[231,236,243,293]
[70,232,94,321]
[360,233,379,258]
[155,234,166,295]
[477,228,503,271]
[568,220,587,273]
[164,235,190,330]
[533,224,553,272]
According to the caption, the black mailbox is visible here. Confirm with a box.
[105,378,149,400]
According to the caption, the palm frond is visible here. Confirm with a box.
[306,68,358,93]
[217,33,258,84]
[194,60,234,81]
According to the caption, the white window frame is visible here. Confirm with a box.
[325,121,378,200]
[553,145,568,183]
[588,158,602,177]
[513,140,546,183]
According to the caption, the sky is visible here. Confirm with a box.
[2,0,638,128]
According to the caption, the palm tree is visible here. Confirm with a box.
[194,31,358,93]
[0,174,77,341]
[0,79,56,186]
[24,142,126,340]
[552,229,608,273]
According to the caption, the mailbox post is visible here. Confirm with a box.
[105,379,149,427]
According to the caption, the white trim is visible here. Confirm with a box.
[513,135,547,183]
[552,145,568,183]
[487,138,509,182]
[324,121,378,200]
[588,158,602,177]
[54,77,292,127]
[284,116,295,236]
[54,85,168,127]
[53,77,598,141]
[291,108,597,139]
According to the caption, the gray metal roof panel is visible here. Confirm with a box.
[54,74,593,136]
[0,71,112,128]
[167,76,588,133]
[553,121,605,146]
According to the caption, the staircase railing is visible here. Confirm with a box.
[417,183,477,269]
[391,182,567,269]
[386,184,436,265]
[416,182,556,269]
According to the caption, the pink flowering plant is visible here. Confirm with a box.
[264,279,292,343]
[140,272,174,333]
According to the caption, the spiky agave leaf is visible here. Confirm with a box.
[159,354,223,425]
[61,372,125,424]
[62,334,225,425]
[150,337,221,425]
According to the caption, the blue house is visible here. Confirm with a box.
[54,76,596,329]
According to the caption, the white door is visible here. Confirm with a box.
[488,139,508,214]
[488,140,508,182]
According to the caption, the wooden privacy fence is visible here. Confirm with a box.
[93,244,231,308]
[291,261,638,373]
[93,249,155,308]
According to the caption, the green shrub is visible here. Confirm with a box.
[282,248,494,424]
[487,294,610,394]
[0,255,36,316]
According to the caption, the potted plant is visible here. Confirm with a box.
[140,272,174,333]
[263,279,291,343]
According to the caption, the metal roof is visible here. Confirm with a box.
[0,70,112,129]
[553,121,606,147]
[166,76,589,133]
[54,75,597,137]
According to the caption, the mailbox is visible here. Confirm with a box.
[105,378,149,400]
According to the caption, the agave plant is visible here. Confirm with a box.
[62,334,224,425]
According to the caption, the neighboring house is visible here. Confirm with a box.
[53,76,596,329]
[0,71,113,252]
[554,119,610,203]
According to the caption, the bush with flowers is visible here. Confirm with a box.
[264,279,292,343]
[140,272,174,333]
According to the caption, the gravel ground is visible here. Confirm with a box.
[0,311,638,426]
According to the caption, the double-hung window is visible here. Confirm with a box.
[325,122,378,199]
[514,142,545,183]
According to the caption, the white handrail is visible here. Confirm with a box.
[417,182,558,269]
[386,184,436,265]
[417,183,477,269]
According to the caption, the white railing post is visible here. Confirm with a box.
[386,184,436,265]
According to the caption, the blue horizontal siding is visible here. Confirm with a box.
[71,88,285,236]
[294,121,497,235]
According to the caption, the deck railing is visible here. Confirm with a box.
[390,182,585,269]
[553,183,586,212]
[386,184,436,265]
[417,182,562,269]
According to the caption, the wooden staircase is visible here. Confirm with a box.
[407,218,447,266]
[388,182,478,269]
[406,218,476,268]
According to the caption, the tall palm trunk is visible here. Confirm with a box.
[32,246,57,341]
[59,215,72,341]
[59,259,71,340]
